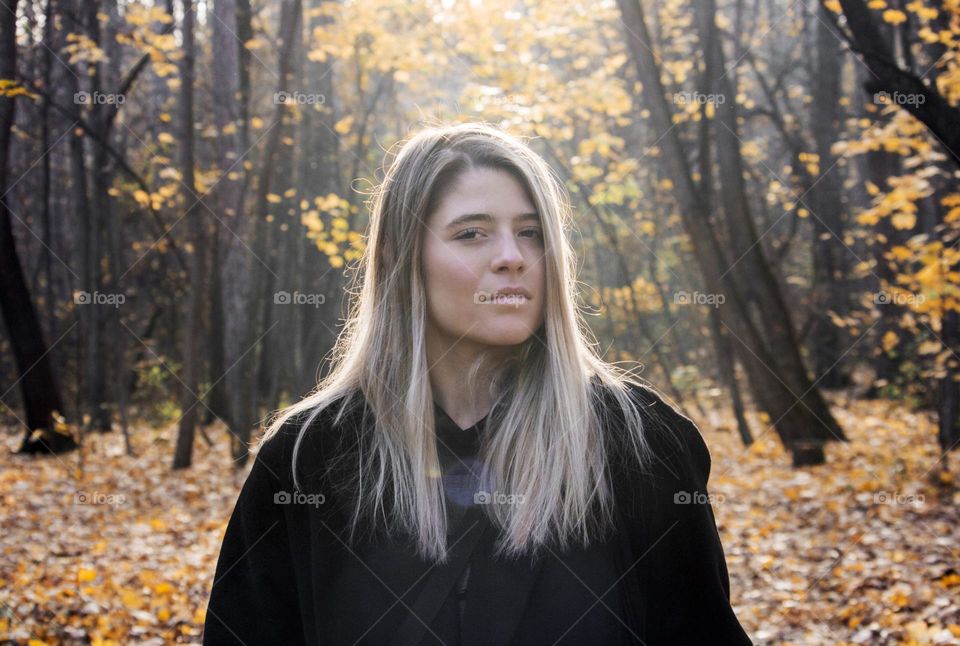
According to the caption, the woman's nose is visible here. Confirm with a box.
[492,233,525,270]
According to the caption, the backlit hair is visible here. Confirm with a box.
[259,122,654,563]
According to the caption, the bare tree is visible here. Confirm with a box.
[0,0,75,454]
[173,0,209,469]
[213,0,257,464]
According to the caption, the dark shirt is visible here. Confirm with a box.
[430,402,631,645]
[202,381,754,645]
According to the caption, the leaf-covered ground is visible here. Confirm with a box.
[1,394,958,644]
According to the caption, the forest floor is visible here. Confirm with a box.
[1,393,958,645]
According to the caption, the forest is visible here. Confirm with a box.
[0,0,958,643]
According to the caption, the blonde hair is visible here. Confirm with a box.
[258,122,654,563]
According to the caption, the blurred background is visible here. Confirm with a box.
[0,0,958,643]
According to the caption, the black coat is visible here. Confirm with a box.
[203,383,753,645]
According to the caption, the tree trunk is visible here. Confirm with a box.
[709,306,754,446]
[250,0,301,423]
[618,0,846,466]
[173,0,207,469]
[0,0,76,454]
[213,0,257,465]
[808,3,850,389]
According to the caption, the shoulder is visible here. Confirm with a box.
[601,379,712,488]
[254,391,367,492]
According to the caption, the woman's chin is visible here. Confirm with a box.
[471,322,542,347]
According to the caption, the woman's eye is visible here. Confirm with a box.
[455,228,483,240]
[454,227,542,241]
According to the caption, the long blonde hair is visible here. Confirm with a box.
[258,122,654,563]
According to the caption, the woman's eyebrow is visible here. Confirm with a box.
[444,212,540,229]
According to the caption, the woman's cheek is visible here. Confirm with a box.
[441,253,482,303]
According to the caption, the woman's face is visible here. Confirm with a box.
[422,166,546,349]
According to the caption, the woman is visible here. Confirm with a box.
[203,122,752,645]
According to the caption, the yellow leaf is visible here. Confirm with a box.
[77,567,97,582]
[918,27,939,43]
[157,132,174,145]
[334,115,354,135]
[882,330,899,352]
[916,262,939,288]
[939,573,960,588]
[267,193,283,204]
[882,9,908,24]
[889,590,910,607]
[120,588,141,609]
[889,246,912,260]
[857,210,880,226]
[891,211,916,230]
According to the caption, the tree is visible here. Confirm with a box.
[829,0,960,168]
[618,0,847,465]
[212,0,257,465]
[172,0,208,469]
[0,0,75,454]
